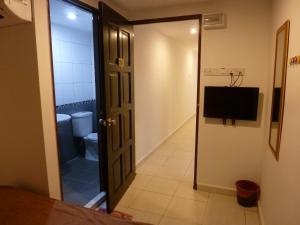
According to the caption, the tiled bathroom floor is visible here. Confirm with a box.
[61,157,100,206]
[115,117,261,225]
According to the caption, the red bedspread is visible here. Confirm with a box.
[0,187,149,225]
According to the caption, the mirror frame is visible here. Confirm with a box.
[269,20,290,160]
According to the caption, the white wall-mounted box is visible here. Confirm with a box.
[0,0,32,27]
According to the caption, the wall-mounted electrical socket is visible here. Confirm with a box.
[204,68,245,76]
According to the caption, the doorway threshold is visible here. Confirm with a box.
[84,192,106,208]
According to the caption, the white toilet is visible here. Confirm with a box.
[71,111,99,161]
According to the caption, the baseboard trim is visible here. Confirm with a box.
[136,114,196,167]
[258,201,265,225]
[197,182,236,196]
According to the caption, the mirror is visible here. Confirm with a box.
[269,20,290,160]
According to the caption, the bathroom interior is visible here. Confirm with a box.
[50,0,104,207]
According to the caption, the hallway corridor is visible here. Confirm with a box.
[115,118,260,225]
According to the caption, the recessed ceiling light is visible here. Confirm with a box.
[67,12,77,20]
[190,28,197,34]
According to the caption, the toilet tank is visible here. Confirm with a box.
[71,111,93,138]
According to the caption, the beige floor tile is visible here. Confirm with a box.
[130,174,153,189]
[245,206,258,213]
[159,216,199,225]
[165,141,195,152]
[144,152,170,167]
[156,143,178,155]
[209,193,243,209]
[151,149,173,158]
[114,205,129,213]
[203,206,245,225]
[165,196,206,224]
[182,163,195,182]
[246,211,260,225]
[202,194,245,225]
[125,208,163,225]
[136,164,160,176]
[172,151,194,161]
[175,182,209,202]
[157,165,187,180]
[143,176,180,196]
[130,190,172,215]
[163,157,191,171]
[117,188,142,208]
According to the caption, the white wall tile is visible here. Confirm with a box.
[92,84,96,99]
[53,62,62,84]
[61,63,73,83]
[63,84,75,104]
[73,64,92,83]
[91,68,96,84]
[74,84,84,102]
[54,83,64,106]
[52,40,61,62]
[51,24,96,106]
[60,41,74,63]
[73,44,91,64]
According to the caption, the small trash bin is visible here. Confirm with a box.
[235,180,260,207]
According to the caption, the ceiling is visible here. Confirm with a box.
[49,0,199,48]
[145,20,199,49]
[49,0,93,32]
[109,0,210,11]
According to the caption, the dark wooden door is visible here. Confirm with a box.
[98,2,135,212]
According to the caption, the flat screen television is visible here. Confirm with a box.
[204,86,259,121]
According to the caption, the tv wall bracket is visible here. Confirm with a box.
[222,118,236,126]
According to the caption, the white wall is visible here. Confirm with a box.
[134,25,198,163]
[260,1,300,225]
[198,0,271,189]
[130,0,272,189]
[0,21,49,195]
[51,24,95,106]
[33,0,61,199]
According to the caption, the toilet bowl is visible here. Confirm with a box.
[84,133,99,161]
[71,111,99,161]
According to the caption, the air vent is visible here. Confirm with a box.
[203,13,226,30]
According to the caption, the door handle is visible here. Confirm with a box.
[107,118,116,126]
[99,119,107,127]
[99,118,116,127]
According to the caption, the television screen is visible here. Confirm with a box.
[204,87,259,121]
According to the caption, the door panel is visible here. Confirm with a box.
[124,110,132,142]
[120,31,130,66]
[111,114,122,152]
[99,2,135,212]
[108,25,119,65]
[124,146,133,177]
[112,157,123,191]
[122,73,131,104]
[109,73,121,109]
